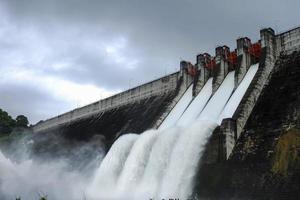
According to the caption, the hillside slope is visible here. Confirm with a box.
[194,52,300,200]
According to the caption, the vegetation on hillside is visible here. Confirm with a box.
[0,108,29,135]
[0,108,30,149]
[272,128,300,175]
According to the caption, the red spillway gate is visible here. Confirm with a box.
[187,62,198,76]
[227,52,237,67]
[248,42,261,59]
[205,59,216,70]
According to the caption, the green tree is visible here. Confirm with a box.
[0,109,15,126]
[0,108,16,134]
[0,108,30,135]
[15,115,29,128]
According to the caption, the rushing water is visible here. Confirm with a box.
[0,64,258,200]
[177,78,213,127]
[159,84,194,130]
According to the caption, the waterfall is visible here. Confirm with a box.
[198,71,235,123]
[177,78,213,127]
[159,84,193,130]
[116,130,158,197]
[135,126,183,199]
[86,65,258,199]
[158,120,217,199]
[158,71,235,199]
[218,63,259,122]
[87,134,138,199]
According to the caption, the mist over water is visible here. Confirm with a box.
[0,65,258,199]
[0,131,105,200]
[0,151,88,199]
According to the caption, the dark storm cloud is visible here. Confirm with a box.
[0,0,300,123]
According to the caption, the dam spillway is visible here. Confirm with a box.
[159,84,194,130]
[24,26,300,199]
[86,64,259,199]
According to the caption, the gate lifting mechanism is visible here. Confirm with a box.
[248,42,261,59]
[205,59,216,70]
[187,62,198,77]
[227,51,237,69]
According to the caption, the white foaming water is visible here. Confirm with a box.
[177,78,213,126]
[158,120,217,199]
[87,134,138,199]
[136,126,183,198]
[199,71,235,123]
[159,84,193,130]
[116,130,158,196]
[158,71,236,199]
[218,64,259,123]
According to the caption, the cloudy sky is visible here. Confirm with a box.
[0,0,299,124]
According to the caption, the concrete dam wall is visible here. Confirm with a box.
[33,26,300,159]
[32,67,194,147]
[194,50,300,200]
[33,71,186,132]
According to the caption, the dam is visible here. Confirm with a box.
[31,26,300,199]
[33,26,300,154]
